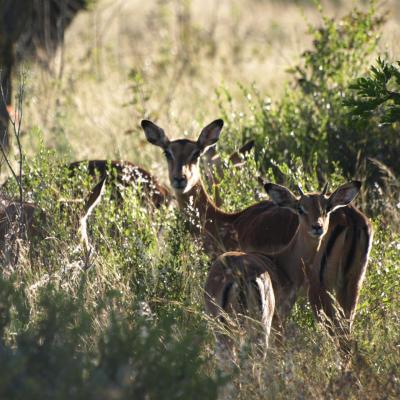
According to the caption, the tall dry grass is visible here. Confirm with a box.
[14,0,399,178]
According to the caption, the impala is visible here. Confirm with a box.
[141,119,297,257]
[205,251,292,352]
[203,140,254,207]
[141,118,372,333]
[0,177,107,262]
[67,144,253,210]
[308,200,372,334]
[68,160,171,208]
[259,180,372,331]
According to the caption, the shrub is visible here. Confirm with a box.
[217,1,400,198]
[346,57,400,125]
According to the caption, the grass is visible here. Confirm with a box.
[0,0,399,399]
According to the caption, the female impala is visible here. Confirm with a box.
[68,160,171,208]
[205,251,293,352]
[203,140,254,207]
[206,181,368,340]
[205,252,275,352]
[258,180,371,330]
[141,119,297,257]
[308,200,372,334]
[142,118,372,332]
[66,145,253,209]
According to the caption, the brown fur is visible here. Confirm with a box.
[204,252,276,350]
[141,120,296,258]
[68,160,171,208]
[308,205,373,333]
[142,120,372,336]
[262,182,372,334]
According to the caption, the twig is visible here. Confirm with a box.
[0,72,27,248]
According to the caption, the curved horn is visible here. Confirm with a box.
[297,184,305,196]
[322,182,329,196]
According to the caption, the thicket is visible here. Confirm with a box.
[217,2,400,216]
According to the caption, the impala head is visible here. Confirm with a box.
[264,181,361,240]
[141,119,224,193]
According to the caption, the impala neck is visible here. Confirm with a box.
[175,179,235,226]
[277,222,322,289]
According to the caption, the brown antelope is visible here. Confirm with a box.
[68,160,171,208]
[67,143,253,210]
[141,119,297,258]
[259,180,371,331]
[308,201,372,334]
[205,251,292,353]
[141,118,371,334]
[0,177,107,262]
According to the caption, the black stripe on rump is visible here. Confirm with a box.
[250,279,263,311]
[320,225,346,283]
[221,282,234,311]
[345,226,357,276]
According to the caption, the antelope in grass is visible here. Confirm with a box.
[141,119,297,257]
[67,141,253,209]
[2,160,172,209]
[308,195,372,335]
[260,180,372,334]
[0,177,107,263]
[205,181,361,342]
[68,160,171,208]
[205,251,292,354]
[142,118,372,333]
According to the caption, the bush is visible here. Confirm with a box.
[217,1,400,198]
[0,276,221,400]
[346,57,400,124]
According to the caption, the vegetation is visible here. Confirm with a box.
[346,57,400,124]
[0,0,399,399]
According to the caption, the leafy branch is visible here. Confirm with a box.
[345,57,400,125]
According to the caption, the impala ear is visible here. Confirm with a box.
[141,120,170,149]
[327,181,361,212]
[239,140,255,155]
[197,119,224,150]
[229,140,255,165]
[264,183,297,207]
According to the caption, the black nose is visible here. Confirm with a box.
[173,176,187,189]
[312,224,323,236]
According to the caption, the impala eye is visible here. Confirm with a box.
[297,205,306,215]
